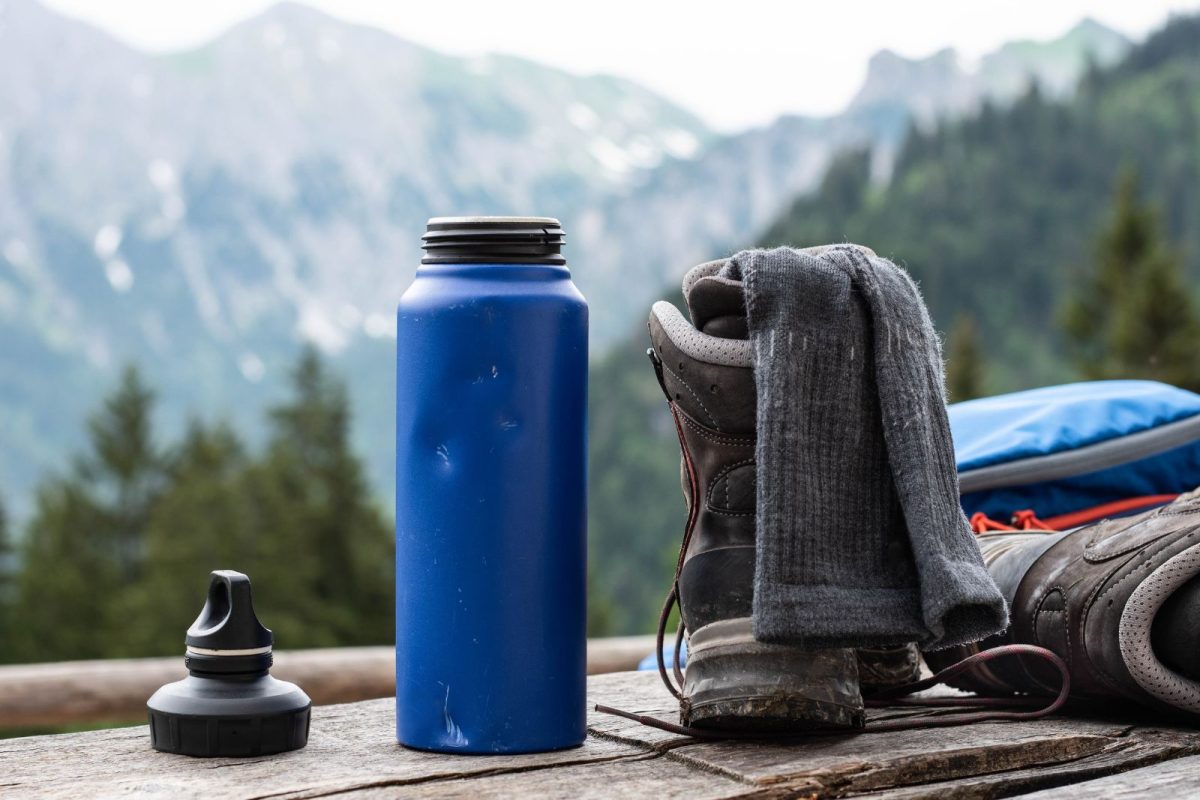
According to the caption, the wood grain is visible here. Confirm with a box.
[0,697,643,799]
[853,733,1199,799]
[1020,753,1200,799]
[4,670,1200,799]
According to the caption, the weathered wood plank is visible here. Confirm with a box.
[0,636,657,728]
[665,719,1141,796]
[851,730,1198,799]
[1018,752,1200,799]
[352,756,755,799]
[0,697,646,799]
[584,671,1200,798]
[6,670,1200,799]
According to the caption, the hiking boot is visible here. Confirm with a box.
[646,259,917,731]
[925,489,1200,715]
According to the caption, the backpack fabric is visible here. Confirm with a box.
[951,380,1200,525]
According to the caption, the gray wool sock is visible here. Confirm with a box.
[720,245,1007,651]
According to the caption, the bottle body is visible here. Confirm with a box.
[395,259,587,753]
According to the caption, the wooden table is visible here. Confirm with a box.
[5,670,1200,798]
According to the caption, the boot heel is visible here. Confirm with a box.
[681,618,865,731]
[856,643,921,691]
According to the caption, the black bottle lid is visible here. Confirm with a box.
[421,216,566,265]
[146,570,311,757]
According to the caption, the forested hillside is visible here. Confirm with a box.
[0,350,393,663]
[765,16,1200,392]
[0,1,1124,524]
[588,14,1200,634]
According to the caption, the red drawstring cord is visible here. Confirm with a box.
[970,494,1182,534]
[1012,509,1053,530]
[969,511,1018,533]
[969,509,1052,533]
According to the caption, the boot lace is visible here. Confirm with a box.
[596,352,1071,738]
[595,578,1070,738]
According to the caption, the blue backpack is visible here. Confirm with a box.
[951,380,1200,530]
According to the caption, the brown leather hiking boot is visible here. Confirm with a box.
[646,259,919,732]
[926,489,1200,715]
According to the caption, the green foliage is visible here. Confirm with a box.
[587,295,686,634]
[3,349,392,664]
[0,496,12,655]
[1062,170,1200,389]
[246,347,393,647]
[761,16,1200,392]
[10,367,164,660]
[945,315,986,402]
[123,421,252,655]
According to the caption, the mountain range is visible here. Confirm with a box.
[0,0,1130,517]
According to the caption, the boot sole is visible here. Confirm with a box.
[681,617,865,732]
[856,643,921,691]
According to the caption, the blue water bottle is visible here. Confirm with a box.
[395,217,587,753]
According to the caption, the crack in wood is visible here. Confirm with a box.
[204,758,272,770]
[244,750,668,799]
[724,735,1200,799]
[10,672,1200,799]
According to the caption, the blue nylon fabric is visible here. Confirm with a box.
[960,440,1200,519]
[950,380,1200,473]
[952,380,1200,519]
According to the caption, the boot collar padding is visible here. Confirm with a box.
[681,259,729,300]
[651,301,752,368]
[1119,541,1200,713]
[681,259,750,339]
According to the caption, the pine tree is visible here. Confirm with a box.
[126,421,252,655]
[11,366,164,661]
[945,314,985,401]
[0,497,12,662]
[246,347,393,648]
[1062,170,1200,389]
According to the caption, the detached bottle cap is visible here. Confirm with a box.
[147,570,311,757]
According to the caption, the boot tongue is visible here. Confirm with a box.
[686,275,748,339]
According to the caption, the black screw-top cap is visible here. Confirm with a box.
[421,216,566,265]
[147,570,311,757]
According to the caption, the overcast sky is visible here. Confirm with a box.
[40,0,1200,131]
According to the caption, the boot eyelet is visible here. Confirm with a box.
[709,384,719,394]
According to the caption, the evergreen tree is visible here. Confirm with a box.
[818,148,872,222]
[7,353,394,661]
[11,366,164,661]
[84,366,164,581]
[246,347,393,647]
[945,315,986,401]
[1062,170,1200,389]
[587,303,686,633]
[0,497,12,661]
[126,421,252,655]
